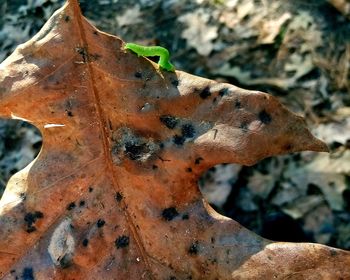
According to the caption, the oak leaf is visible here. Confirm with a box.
[0,1,349,279]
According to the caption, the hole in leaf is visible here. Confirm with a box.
[0,119,42,198]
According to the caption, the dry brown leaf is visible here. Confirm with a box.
[0,1,349,279]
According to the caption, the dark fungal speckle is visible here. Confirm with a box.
[20,192,26,200]
[160,115,179,129]
[10,270,16,274]
[82,238,89,247]
[66,110,73,117]
[162,207,179,221]
[76,47,88,63]
[115,235,130,249]
[195,157,203,164]
[235,100,242,109]
[59,255,72,268]
[79,200,85,207]
[21,267,34,280]
[26,226,36,233]
[284,143,293,151]
[330,249,338,257]
[182,213,189,220]
[199,86,211,99]
[219,88,229,97]
[239,122,248,131]
[34,211,43,219]
[125,142,149,160]
[24,211,44,233]
[258,110,272,124]
[97,219,106,228]
[169,277,177,280]
[66,202,76,210]
[181,124,195,138]
[134,71,142,78]
[115,192,123,202]
[188,241,199,255]
[171,79,179,87]
[173,135,185,146]
[152,165,158,170]
[64,15,70,22]
[186,167,192,173]
[89,187,94,192]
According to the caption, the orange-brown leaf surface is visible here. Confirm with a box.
[0,1,349,279]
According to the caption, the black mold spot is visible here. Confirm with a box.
[59,255,72,269]
[211,237,215,244]
[284,143,293,151]
[186,167,192,173]
[66,202,76,211]
[35,211,44,219]
[10,269,16,274]
[195,157,203,164]
[19,192,26,201]
[171,79,179,87]
[75,47,88,63]
[182,213,189,220]
[188,241,199,255]
[181,124,195,138]
[26,226,36,233]
[115,192,123,202]
[64,15,70,22]
[173,135,185,146]
[169,277,177,280]
[152,165,158,170]
[82,238,89,247]
[219,88,229,97]
[134,71,142,78]
[115,235,129,249]
[160,115,179,129]
[258,110,272,124]
[199,86,211,99]
[97,219,106,228]
[21,267,34,280]
[93,30,98,35]
[212,97,217,103]
[125,142,150,160]
[330,249,338,257]
[79,200,85,207]
[24,211,44,233]
[162,207,179,221]
[239,122,248,131]
[89,187,94,192]
[235,100,242,109]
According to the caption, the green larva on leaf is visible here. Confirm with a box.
[125,43,175,72]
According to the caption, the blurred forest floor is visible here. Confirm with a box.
[0,0,350,249]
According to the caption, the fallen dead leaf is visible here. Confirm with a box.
[0,1,349,279]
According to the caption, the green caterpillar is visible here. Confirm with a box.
[124,43,175,72]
